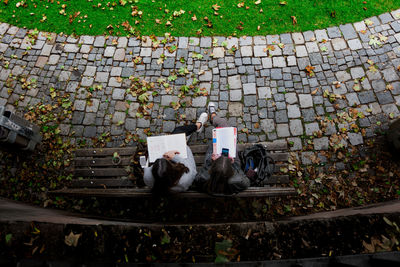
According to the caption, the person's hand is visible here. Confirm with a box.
[212,153,234,163]
[211,153,220,161]
[163,150,180,160]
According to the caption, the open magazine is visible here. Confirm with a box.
[147,133,188,163]
[212,127,237,158]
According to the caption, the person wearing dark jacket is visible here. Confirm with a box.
[195,102,250,195]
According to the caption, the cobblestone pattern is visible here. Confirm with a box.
[1,11,400,163]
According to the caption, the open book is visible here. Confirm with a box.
[147,133,188,163]
[212,127,237,158]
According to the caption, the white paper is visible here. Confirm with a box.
[147,133,187,163]
[212,127,237,158]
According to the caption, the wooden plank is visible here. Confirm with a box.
[69,179,135,188]
[263,175,289,184]
[189,145,209,154]
[49,187,296,198]
[74,168,129,177]
[75,147,136,157]
[74,158,132,167]
[193,152,288,165]
[189,141,287,154]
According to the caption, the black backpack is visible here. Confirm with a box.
[239,144,275,186]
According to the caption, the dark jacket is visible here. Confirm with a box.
[194,143,250,195]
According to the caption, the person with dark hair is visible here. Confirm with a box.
[143,112,208,195]
[195,103,250,195]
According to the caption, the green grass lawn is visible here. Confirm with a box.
[0,0,399,37]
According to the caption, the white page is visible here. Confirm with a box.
[147,133,187,163]
[212,127,237,158]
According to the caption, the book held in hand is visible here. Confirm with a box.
[147,133,188,163]
[212,127,237,158]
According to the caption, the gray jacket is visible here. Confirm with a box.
[143,146,197,192]
[195,143,250,194]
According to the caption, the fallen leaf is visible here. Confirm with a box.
[291,16,297,25]
[65,231,82,247]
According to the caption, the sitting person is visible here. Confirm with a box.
[195,103,250,195]
[143,112,208,195]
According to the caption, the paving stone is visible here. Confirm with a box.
[327,27,341,38]
[305,122,320,135]
[228,75,242,89]
[382,103,400,117]
[192,96,207,107]
[243,83,256,95]
[273,57,286,67]
[228,103,243,116]
[229,90,242,101]
[348,39,363,50]
[275,110,288,123]
[332,38,347,50]
[315,29,328,42]
[376,91,394,104]
[81,77,94,87]
[84,66,97,76]
[213,47,225,58]
[114,48,125,61]
[83,113,96,125]
[285,93,297,104]
[64,44,79,53]
[262,58,272,68]
[35,56,48,68]
[270,69,283,80]
[241,46,253,57]
[346,93,360,106]
[295,45,308,57]
[305,42,319,53]
[382,67,400,82]
[379,12,394,24]
[199,70,212,82]
[359,91,376,104]
[335,71,351,82]
[121,118,135,131]
[340,24,358,40]
[292,33,304,44]
[112,88,125,100]
[287,104,301,118]
[254,46,267,57]
[314,137,329,150]
[95,72,109,83]
[161,95,179,106]
[289,119,304,136]
[348,132,364,146]
[244,95,257,106]
[104,46,116,57]
[276,124,290,137]
[350,67,365,79]
[73,100,86,111]
[299,94,313,108]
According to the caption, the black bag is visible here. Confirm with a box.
[131,142,148,187]
[239,144,275,186]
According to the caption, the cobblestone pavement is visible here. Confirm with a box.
[2,11,400,164]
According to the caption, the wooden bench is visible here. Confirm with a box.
[50,140,296,198]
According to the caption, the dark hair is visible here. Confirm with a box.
[151,158,189,195]
[205,156,234,194]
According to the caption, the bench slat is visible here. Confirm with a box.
[74,158,132,167]
[68,174,289,188]
[49,187,296,198]
[75,147,136,157]
[189,141,288,154]
[69,178,135,188]
[193,152,288,165]
[75,168,129,177]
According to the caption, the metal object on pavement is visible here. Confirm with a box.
[0,106,42,151]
